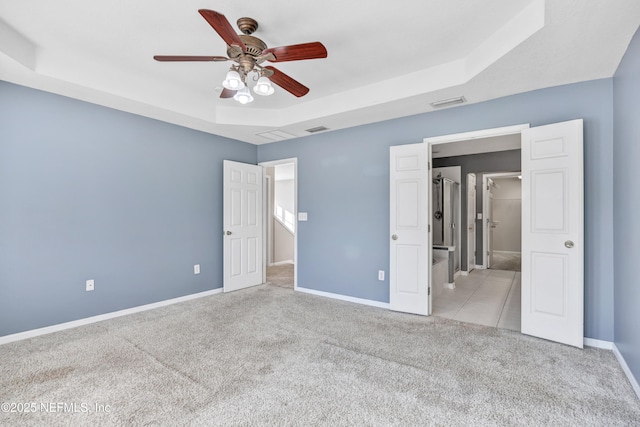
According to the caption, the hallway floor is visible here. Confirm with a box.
[432,269,521,331]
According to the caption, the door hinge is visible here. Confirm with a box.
[428,287,431,296]
[428,224,431,232]
[428,161,431,170]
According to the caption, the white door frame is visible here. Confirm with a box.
[258,158,298,290]
[482,171,522,269]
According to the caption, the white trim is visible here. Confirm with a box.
[461,271,469,276]
[475,264,486,270]
[493,250,521,256]
[0,288,223,346]
[296,286,390,309]
[613,343,640,400]
[583,337,613,350]
[269,260,294,266]
[423,124,530,145]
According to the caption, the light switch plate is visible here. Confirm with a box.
[194,264,200,275]
[298,212,308,221]
[477,213,483,220]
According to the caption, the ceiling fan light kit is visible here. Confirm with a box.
[154,9,327,105]
[233,86,254,104]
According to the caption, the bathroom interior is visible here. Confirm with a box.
[431,174,459,291]
[430,163,522,331]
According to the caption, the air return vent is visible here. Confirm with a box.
[430,96,466,108]
[305,126,329,133]
[257,130,297,141]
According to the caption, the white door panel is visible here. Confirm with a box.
[224,160,264,293]
[390,143,429,315]
[521,119,584,348]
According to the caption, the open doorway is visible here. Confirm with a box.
[391,120,584,347]
[260,159,297,289]
[428,127,524,331]
[482,173,522,272]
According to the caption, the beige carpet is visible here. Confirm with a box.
[1,284,639,426]
[266,263,294,288]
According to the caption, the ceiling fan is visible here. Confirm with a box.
[154,9,328,104]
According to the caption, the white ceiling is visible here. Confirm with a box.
[1,1,639,145]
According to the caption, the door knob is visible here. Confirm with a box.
[226,231,232,236]
[564,240,574,248]
[391,234,398,240]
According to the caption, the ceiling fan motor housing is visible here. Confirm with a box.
[227,35,267,59]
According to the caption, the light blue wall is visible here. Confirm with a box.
[258,79,615,341]
[0,81,256,336]
[0,77,620,343]
[613,28,640,385]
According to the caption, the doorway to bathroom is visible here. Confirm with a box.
[429,138,522,332]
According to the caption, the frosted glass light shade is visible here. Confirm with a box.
[222,70,244,90]
[253,76,275,96]
[233,86,254,104]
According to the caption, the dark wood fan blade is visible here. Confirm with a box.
[265,66,309,97]
[220,88,237,98]
[262,42,327,62]
[154,55,228,62]
[198,9,246,52]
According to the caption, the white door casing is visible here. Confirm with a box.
[521,119,584,348]
[467,173,476,271]
[223,160,264,293]
[390,143,430,315]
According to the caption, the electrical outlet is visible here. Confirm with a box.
[378,270,385,281]
[194,264,200,275]
[86,279,94,292]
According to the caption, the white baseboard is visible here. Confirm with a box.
[269,260,294,266]
[461,271,469,276]
[445,282,456,290]
[493,250,521,255]
[475,265,486,270]
[296,286,389,309]
[583,337,613,350]
[0,288,223,346]
[613,343,640,400]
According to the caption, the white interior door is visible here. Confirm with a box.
[467,173,476,271]
[223,160,264,293]
[390,143,430,315]
[521,119,584,348]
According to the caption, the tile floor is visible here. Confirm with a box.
[432,269,521,331]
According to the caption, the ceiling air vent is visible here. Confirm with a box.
[257,130,297,141]
[430,96,466,109]
[305,126,329,133]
